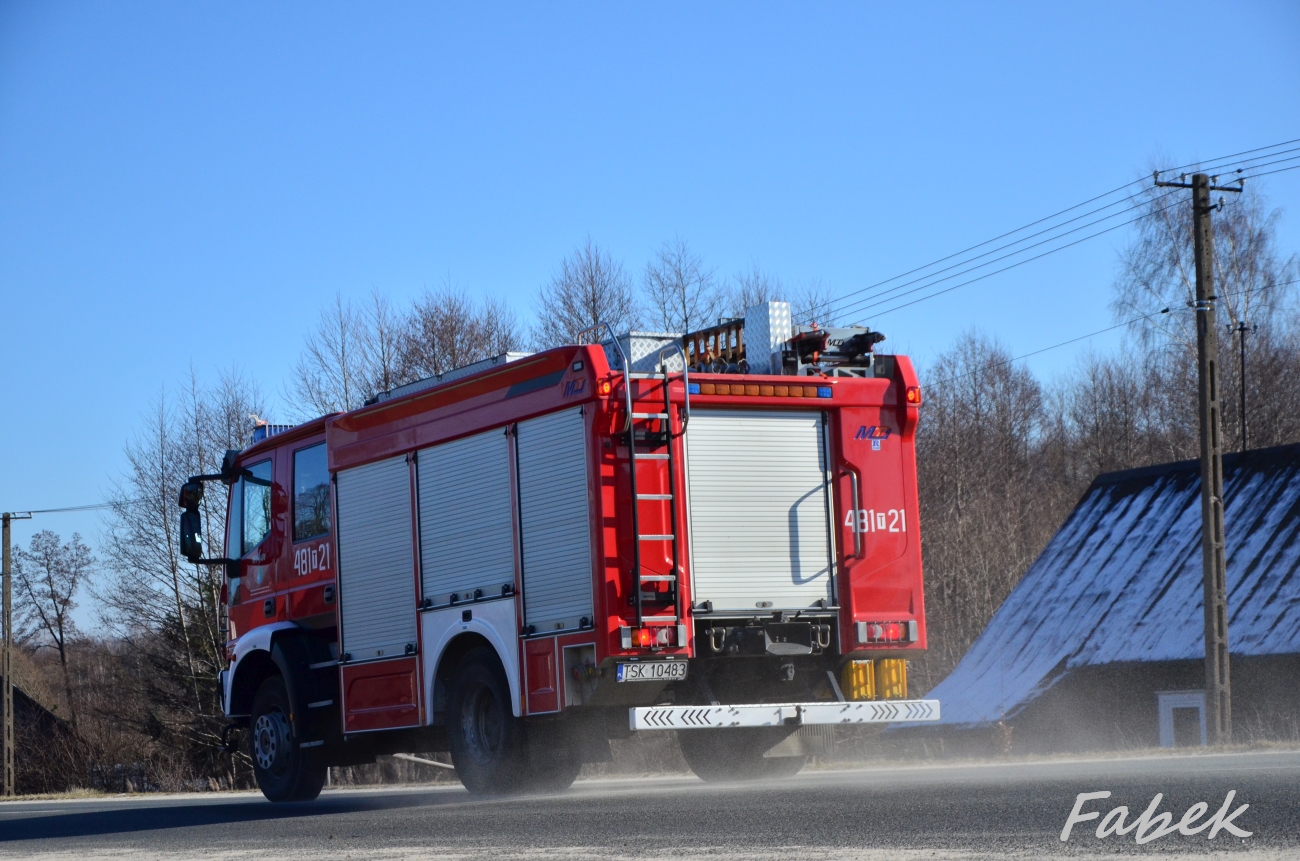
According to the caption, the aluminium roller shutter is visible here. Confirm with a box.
[335,455,418,661]
[686,409,834,612]
[516,408,593,633]
[417,428,515,605]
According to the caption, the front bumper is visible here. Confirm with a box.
[630,699,940,730]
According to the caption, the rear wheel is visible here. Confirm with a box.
[522,754,582,794]
[678,727,806,783]
[249,676,327,802]
[447,648,530,794]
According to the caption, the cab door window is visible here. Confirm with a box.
[241,459,274,555]
[293,444,331,542]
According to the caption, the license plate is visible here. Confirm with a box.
[616,661,688,683]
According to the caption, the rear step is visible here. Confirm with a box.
[630,700,941,730]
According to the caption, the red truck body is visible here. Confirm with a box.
[202,323,936,800]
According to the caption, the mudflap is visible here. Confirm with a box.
[764,725,833,758]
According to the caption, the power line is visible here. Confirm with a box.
[10,500,151,516]
[829,190,1182,322]
[817,188,1174,322]
[843,160,1300,324]
[1237,162,1300,181]
[843,194,1186,324]
[796,137,1300,321]
[925,278,1300,390]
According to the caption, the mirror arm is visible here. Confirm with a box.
[188,470,270,488]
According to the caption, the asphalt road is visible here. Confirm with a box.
[2,750,1297,860]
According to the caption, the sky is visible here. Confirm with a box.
[1,2,1298,628]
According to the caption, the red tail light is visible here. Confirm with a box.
[905,385,922,405]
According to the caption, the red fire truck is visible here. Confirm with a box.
[179,303,939,802]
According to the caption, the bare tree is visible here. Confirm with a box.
[644,238,726,334]
[914,332,1062,686]
[100,368,265,784]
[361,290,412,395]
[789,279,839,326]
[534,239,638,347]
[289,294,371,417]
[403,285,521,378]
[1114,177,1298,351]
[14,531,93,728]
[726,264,782,317]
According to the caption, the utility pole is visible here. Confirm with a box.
[3,512,13,797]
[1233,320,1253,453]
[1154,171,1243,745]
[2,511,32,797]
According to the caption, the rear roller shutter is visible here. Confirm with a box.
[686,409,834,612]
[335,455,418,661]
[516,408,593,633]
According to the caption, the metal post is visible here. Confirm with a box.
[3,512,13,796]
[1191,174,1231,744]
[1235,320,1250,453]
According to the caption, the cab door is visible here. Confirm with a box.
[226,455,283,636]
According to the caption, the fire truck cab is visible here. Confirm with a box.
[179,302,939,802]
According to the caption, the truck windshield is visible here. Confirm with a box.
[242,459,273,555]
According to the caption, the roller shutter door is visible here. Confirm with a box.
[686,410,833,612]
[417,429,515,605]
[516,408,592,633]
[336,455,418,661]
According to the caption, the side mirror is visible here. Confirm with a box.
[221,449,242,486]
[180,508,203,563]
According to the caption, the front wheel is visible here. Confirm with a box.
[249,676,327,802]
[678,727,805,783]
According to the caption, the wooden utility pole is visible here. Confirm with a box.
[3,512,13,797]
[1155,171,1243,744]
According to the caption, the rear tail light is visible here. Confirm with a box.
[855,619,918,644]
[905,385,922,404]
[620,625,680,649]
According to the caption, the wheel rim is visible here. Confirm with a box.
[253,709,291,775]
[460,681,504,764]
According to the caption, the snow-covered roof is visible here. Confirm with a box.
[921,443,1300,727]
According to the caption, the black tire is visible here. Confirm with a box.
[447,648,531,794]
[521,752,582,794]
[249,675,327,802]
[678,728,806,783]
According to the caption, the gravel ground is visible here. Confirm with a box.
[1,749,1296,859]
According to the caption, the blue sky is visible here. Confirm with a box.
[1,1,1298,623]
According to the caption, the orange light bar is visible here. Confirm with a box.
[691,382,833,399]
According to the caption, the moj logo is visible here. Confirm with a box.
[1061,790,1251,844]
[855,425,890,450]
[563,378,586,398]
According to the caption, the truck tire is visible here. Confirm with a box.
[677,728,806,782]
[522,750,582,794]
[249,675,327,802]
[447,648,531,794]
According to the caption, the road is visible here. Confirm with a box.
[2,750,1297,860]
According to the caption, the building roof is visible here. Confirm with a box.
[922,443,1300,727]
